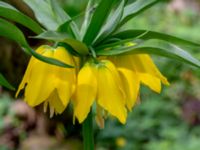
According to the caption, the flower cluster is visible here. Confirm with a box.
[16,45,169,124]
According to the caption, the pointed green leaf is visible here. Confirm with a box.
[63,39,89,55]
[50,0,69,22]
[97,39,200,68]
[80,0,96,38]
[23,0,64,30]
[51,0,80,39]
[83,0,116,45]
[112,30,200,47]
[0,18,29,48]
[33,31,71,41]
[57,19,80,40]
[94,0,125,45]
[0,73,15,90]
[23,0,80,39]
[120,0,160,26]
[0,18,73,68]
[0,1,43,34]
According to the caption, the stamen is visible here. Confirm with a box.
[43,101,48,113]
[50,106,54,118]
[96,105,105,129]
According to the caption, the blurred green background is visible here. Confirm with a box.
[0,0,200,150]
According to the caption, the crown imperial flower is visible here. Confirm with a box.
[16,45,76,116]
[74,60,127,124]
[73,53,169,124]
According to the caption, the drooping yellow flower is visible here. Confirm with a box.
[73,60,127,124]
[109,53,169,110]
[74,51,169,124]
[16,45,76,116]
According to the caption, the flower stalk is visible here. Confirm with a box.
[82,110,95,150]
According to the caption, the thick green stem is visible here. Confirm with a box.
[82,111,95,150]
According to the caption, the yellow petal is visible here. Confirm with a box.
[109,56,140,108]
[15,57,35,98]
[97,62,127,124]
[101,60,126,102]
[109,55,135,72]
[53,47,75,64]
[15,45,48,97]
[139,74,161,93]
[48,90,66,114]
[53,47,76,107]
[74,62,97,123]
[118,68,140,111]
[24,49,55,106]
[103,60,124,87]
[130,54,169,85]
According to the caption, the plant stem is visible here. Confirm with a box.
[82,110,95,150]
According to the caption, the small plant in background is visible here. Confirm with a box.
[0,93,29,150]
[0,0,200,150]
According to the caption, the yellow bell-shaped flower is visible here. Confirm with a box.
[16,45,76,116]
[73,60,127,124]
[109,53,169,111]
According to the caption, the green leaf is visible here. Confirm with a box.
[50,0,69,22]
[112,30,200,47]
[23,0,80,39]
[23,0,64,30]
[83,0,116,45]
[0,18,73,68]
[0,1,43,34]
[94,0,125,45]
[57,19,80,39]
[0,18,29,48]
[63,39,89,55]
[0,73,15,90]
[80,0,96,38]
[34,31,89,55]
[97,39,200,68]
[96,31,148,50]
[34,31,71,41]
[51,0,80,39]
[120,0,160,26]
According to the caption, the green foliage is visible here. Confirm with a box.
[97,39,200,68]
[23,0,67,31]
[0,0,199,71]
[0,94,27,150]
[0,74,15,90]
[83,0,116,45]
[0,1,43,34]
[121,0,160,26]
[125,3,200,43]
[94,0,125,45]
[112,30,200,47]
[23,0,80,39]
[0,94,13,120]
